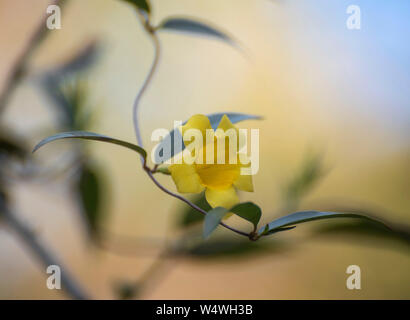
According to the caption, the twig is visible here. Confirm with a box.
[0,0,61,116]
[132,17,161,148]
[1,207,89,299]
[145,170,250,237]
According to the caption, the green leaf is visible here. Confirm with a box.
[77,164,103,240]
[33,131,147,160]
[154,112,262,163]
[203,207,228,239]
[121,0,150,13]
[158,17,234,45]
[177,194,211,228]
[230,202,261,230]
[259,211,387,236]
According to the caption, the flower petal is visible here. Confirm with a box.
[169,163,204,193]
[217,114,237,132]
[181,114,212,147]
[205,186,239,209]
[216,114,247,156]
[233,173,254,192]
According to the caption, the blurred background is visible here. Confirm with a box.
[0,0,409,299]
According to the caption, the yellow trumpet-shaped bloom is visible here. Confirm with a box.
[168,114,254,209]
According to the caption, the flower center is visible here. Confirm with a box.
[195,163,240,189]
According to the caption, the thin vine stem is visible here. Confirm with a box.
[131,14,251,239]
[132,27,161,149]
[145,170,250,237]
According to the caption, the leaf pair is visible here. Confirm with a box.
[204,202,389,240]
[204,202,262,239]
[120,1,237,47]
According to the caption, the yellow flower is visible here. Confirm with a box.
[168,114,254,209]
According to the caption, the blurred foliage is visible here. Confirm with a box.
[176,193,210,228]
[0,127,28,219]
[121,0,151,14]
[77,163,104,240]
[40,41,99,130]
[114,281,142,300]
[185,236,289,260]
[53,77,93,131]
[158,17,235,46]
[312,219,410,248]
[282,151,324,211]
[0,129,27,161]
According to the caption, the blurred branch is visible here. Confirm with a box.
[96,230,168,257]
[1,206,89,299]
[0,0,62,116]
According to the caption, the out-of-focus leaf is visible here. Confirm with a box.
[230,202,261,230]
[114,281,141,300]
[33,131,147,160]
[121,0,150,13]
[54,41,100,77]
[187,237,288,259]
[40,42,99,129]
[312,219,410,247]
[158,17,234,45]
[259,211,387,236]
[203,207,228,239]
[177,193,211,228]
[154,112,262,163]
[283,152,324,211]
[77,164,103,239]
[42,76,93,130]
[0,133,27,159]
[0,186,7,219]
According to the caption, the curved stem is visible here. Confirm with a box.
[132,15,250,239]
[145,170,249,237]
[132,31,161,149]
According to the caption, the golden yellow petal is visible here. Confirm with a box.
[217,114,237,132]
[233,173,254,192]
[181,114,212,147]
[195,163,240,189]
[205,186,239,209]
[169,163,204,193]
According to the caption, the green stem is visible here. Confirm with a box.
[132,13,250,239]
